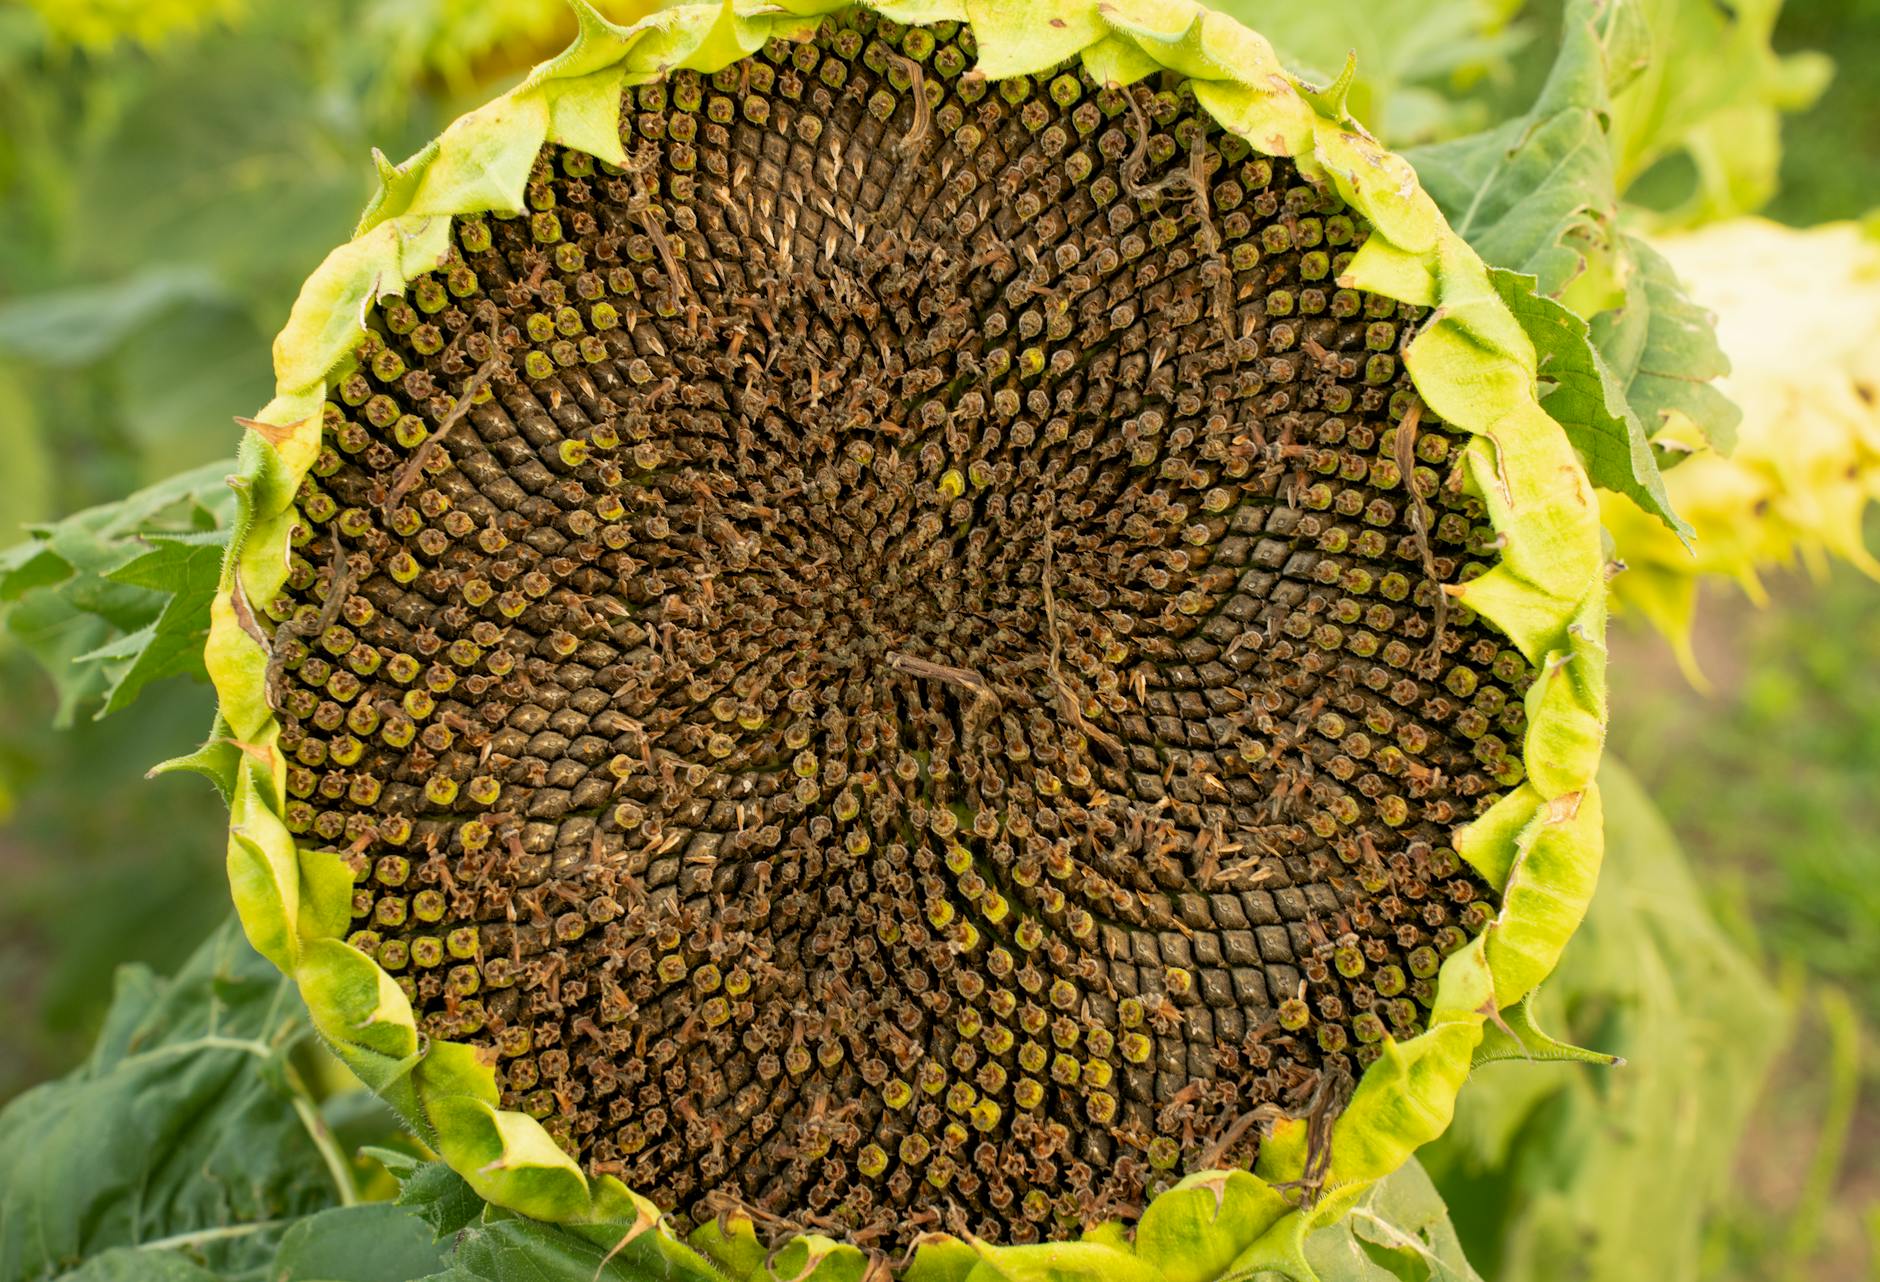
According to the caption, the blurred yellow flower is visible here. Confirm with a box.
[22,0,242,51]
[1604,218,1880,681]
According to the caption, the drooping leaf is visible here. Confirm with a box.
[0,920,347,1282]
[0,459,235,723]
[1489,267,1687,540]
[1401,0,1701,532]
[1405,0,1741,466]
[1590,233,1743,456]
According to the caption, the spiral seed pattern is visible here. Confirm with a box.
[263,9,1524,1249]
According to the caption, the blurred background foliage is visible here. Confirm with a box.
[0,0,1874,1279]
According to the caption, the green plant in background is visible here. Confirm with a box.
[1606,0,1831,228]
[1763,0,1880,227]
[1392,3,1876,1277]
[0,0,478,1098]
[0,2,457,532]
[0,922,366,1282]
[1587,212,1879,1282]
[362,0,667,96]
[0,465,240,1095]
[1216,0,1530,147]
[0,463,234,724]
[0,0,1873,1278]
[7,0,244,53]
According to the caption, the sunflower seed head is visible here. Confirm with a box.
[272,11,1521,1250]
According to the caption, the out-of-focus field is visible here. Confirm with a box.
[1611,563,1880,1278]
[0,1,1875,1278]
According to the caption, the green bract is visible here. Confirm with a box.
[204,2,1607,1278]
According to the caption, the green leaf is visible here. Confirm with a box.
[394,1159,487,1241]
[1589,233,1743,456]
[1405,0,1741,464]
[1488,267,1688,541]
[77,530,228,717]
[52,1248,225,1282]
[444,1212,728,1282]
[1404,0,1640,303]
[1300,1160,1483,1282]
[50,1206,455,1282]
[0,920,346,1282]
[0,459,235,723]
[272,1204,453,1282]
[373,1158,736,1282]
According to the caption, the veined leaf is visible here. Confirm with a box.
[376,1159,724,1282]
[47,1194,452,1282]
[1590,233,1742,457]
[0,921,346,1282]
[1406,0,1739,478]
[369,1148,486,1240]
[443,1215,725,1282]
[1404,0,1643,305]
[0,459,235,723]
[77,529,228,718]
[96,1153,1485,1282]
[270,1204,453,1282]
[1489,268,1687,541]
[1304,1159,1484,1282]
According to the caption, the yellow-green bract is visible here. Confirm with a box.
[202,2,1608,1277]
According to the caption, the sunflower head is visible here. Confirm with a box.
[207,3,1608,1275]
